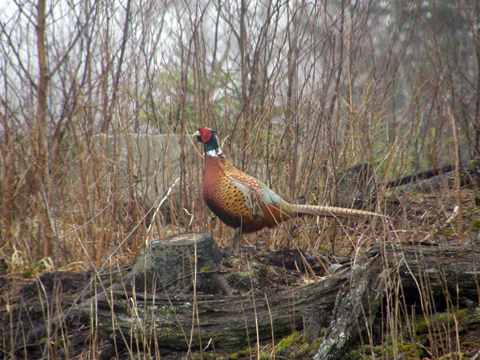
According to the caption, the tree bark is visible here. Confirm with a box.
[35,0,51,258]
[36,0,49,146]
[67,238,480,357]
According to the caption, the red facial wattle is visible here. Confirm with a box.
[200,128,212,143]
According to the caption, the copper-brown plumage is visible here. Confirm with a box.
[193,127,383,249]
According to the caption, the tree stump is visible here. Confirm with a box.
[24,232,232,345]
[123,232,232,295]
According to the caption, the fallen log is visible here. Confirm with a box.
[63,233,480,359]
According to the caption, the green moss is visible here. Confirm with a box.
[237,270,255,277]
[312,338,322,348]
[250,262,261,269]
[309,338,322,356]
[277,332,300,348]
[238,350,248,357]
[200,265,212,272]
[346,345,375,360]
[417,308,470,334]
[416,319,428,334]
[471,219,480,232]
[397,343,423,357]
[296,342,313,357]
[192,353,215,360]
[417,333,428,341]
[346,338,428,360]
[344,349,363,360]
[458,308,469,316]
[274,345,290,357]
[259,352,272,360]
[258,344,274,359]
[131,353,153,360]
[438,352,466,359]
[227,353,239,360]
[274,332,302,357]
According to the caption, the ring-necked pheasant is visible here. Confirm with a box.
[193,127,383,250]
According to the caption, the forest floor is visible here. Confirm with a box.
[2,186,480,359]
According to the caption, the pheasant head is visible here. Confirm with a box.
[193,127,222,156]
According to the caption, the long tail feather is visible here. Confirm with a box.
[292,204,383,218]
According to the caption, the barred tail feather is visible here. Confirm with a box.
[292,204,382,218]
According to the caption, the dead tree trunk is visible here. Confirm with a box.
[67,234,480,358]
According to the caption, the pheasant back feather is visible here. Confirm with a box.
[202,154,295,234]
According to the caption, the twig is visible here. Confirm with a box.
[448,106,463,241]
[420,206,458,243]
[147,176,181,233]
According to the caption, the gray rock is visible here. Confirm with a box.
[74,133,198,208]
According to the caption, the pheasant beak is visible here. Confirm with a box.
[192,130,203,143]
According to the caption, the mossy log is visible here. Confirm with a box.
[67,235,480,358]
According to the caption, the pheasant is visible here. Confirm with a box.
[193,127,383,250]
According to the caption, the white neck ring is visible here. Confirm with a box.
[205,148,222,157]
